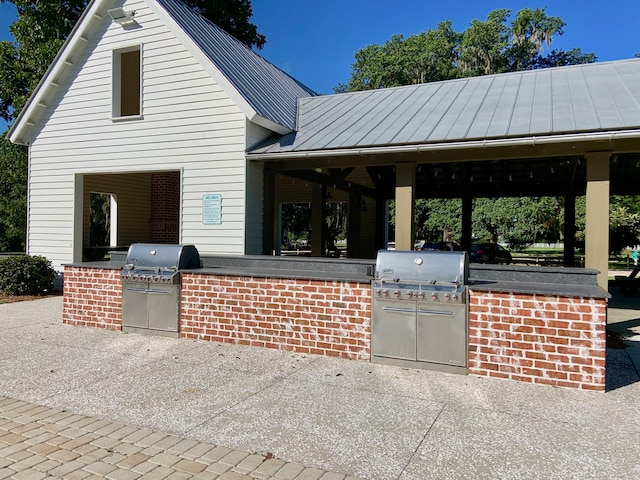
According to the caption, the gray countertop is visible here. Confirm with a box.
[187,266,372,283]
[66,256,610,299]
[469,279,610,299]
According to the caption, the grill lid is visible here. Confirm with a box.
[124,244,201,270]
[375,250,468,285]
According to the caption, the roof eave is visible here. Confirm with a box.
[8,0,109,145]
[247,113,292,135]
[247,129,640,161]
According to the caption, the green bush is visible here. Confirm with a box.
[0,255,56,296]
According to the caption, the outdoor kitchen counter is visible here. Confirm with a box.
[194,254,374,283]
[65,261,372,283]
[469,263,610,299]
[71,252,375,284]
[64,261,121,269]
[70,255,609,297]
[190,266,372,283]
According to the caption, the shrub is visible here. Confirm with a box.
[0,255,56,296]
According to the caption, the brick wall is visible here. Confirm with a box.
[62,267,122,330]
[180,273,371,360]
[150,171,180,244]
[60,266,609,390]
[468,290,607,391]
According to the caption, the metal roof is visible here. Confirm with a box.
[156,0,316,131]
[249,59,640,154]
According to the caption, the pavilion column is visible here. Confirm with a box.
[585,152,610,289]
[395,162,415,251]
[311,184,326,257]
[461,196,472,253]
[262,169,275,255]
[347,191,362,258]
[563,195,576,267]
[73,174,84,264]
[375,195,386,251]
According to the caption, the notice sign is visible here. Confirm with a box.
[202,194,222,225]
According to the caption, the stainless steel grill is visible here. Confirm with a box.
[371,249,469,374]
[121,244,200,336]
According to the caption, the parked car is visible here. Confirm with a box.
[421,241,462,252]
[470,243,512,264]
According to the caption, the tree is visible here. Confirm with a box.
[345,21,459,91]
[414,199,461,241]
[532,48,596,69]
[0,0,265,251]
[342,7,596,92]
[0,138,26,251]
[458,9,511,75]
[182,0,265,49]
[471,197,563,247]
[507,7,565,71]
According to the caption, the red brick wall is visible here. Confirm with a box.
[62,267,122,330]
[61,267,609,390]
[150,171,180,244]
[180,273,371,360]
[468,290,607,391]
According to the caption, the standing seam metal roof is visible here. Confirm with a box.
[156,0,316,131]
[249,59,640,154]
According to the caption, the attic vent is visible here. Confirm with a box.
[107,8,136,26]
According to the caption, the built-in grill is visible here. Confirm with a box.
[371,249,469,374]
[121,243,200,336]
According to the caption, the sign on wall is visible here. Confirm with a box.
[202,194,222,225]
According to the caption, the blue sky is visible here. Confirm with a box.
[1,0,639,131]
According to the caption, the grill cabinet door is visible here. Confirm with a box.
[416,303,467,366]
[371,298,417,361]
[122,281,150,329]
[147,284,179,332]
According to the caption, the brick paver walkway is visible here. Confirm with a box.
[0,396,360,480]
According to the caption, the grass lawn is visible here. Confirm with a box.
[510,246,635,271]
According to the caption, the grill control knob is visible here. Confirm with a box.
[381,290,389,297]
[451,294,458,301]
[416,292,425,300]
[392,290,400,298]
[430,292,438,301]
[444,293,451,301]
[405,291,413,298]
[153,275,160,282]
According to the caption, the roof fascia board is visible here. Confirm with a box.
[147,0,291,136]
[247,129,640,161]
[8,0,115,145]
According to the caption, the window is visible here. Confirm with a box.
[112,46,141,118]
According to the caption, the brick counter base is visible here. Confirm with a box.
[62,266,122,329]
[180,273,371,360]
[61,267,608,390]
[468,290,607,391]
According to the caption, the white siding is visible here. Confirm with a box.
[27,0,249,268]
